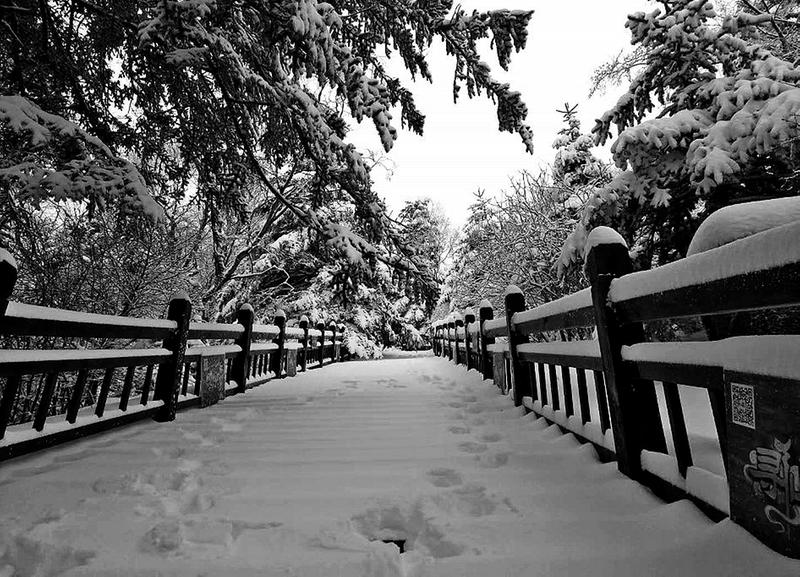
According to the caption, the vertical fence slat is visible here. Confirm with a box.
[0,376,21,439]
[119,366,136,412]
[95,367,115,417]
[561,366,574,418]
[66,369,90,423]
[537,363,548,407]
[34,372,58,431]
[662,381,693,477]
[141,364,154,405]
[548,364,560,412]
[593,370,611,434]
[181,362,191,396]
[576,369,591,426]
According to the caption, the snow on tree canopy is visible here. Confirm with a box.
[688,196,800,255]
[0,95,163,220]
[563,1,800,272]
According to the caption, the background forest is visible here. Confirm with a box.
[3,0,800,355]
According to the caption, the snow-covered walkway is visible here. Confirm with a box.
[1,356,798,576]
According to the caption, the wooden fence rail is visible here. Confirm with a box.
[431,222,800,559]
[0,251,350,462]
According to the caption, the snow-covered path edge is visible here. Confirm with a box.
[0,357,797,576]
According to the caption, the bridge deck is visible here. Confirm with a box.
[0,355,796,576]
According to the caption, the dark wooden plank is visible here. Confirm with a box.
[614,261,800,324]
[140,365,154,405]
[576,369,591,425]
[0,350,172,378]
[517,350,603,371]
[187,324,243,340]
[625,360,723,390]
[67,369,89,423]
[33,372,58,431]
[661,381,692,477]
[0,375,21,439]
[118,366,136,412]
[1,313,173,340]
[561,365,574,418]
[593,370,611,433]
[95,367,115,417]
[514,306,596,335]
[548,364,560,411]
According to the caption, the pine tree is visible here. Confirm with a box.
[561,0,800,271]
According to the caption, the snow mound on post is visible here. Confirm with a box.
[504,285,522,296]
[687,196,800,256]
[478,299,493,310]
[583,226,627,258]
[274,309,286,319]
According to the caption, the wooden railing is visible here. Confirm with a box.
[0,251,349,462]
[432,222,800,559]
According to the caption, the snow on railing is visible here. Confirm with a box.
[0,254,352,463]
[431,213,800,557]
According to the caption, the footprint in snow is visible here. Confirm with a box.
[458,441,488,454]
[477,452,510,469]
[480,432,503,443]
[448,426,470,435]
[426,468,464,488]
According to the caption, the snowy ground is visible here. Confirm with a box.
[0,357,797,576]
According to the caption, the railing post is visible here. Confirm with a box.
[230,304,254,395]
[271,310,286,378]
[153,292,191,422]
[464,309,475,370]
[447,319,455,361]
[454,315,463,365]
[478,300,494,380]
[0,250,19,440]
[0,249,17,318]
[585,228,667,478]
[329,322,338,362]
[339,324,347,360]
[317,322,326,366]
[505,286,532,407]
[299,315,309,372]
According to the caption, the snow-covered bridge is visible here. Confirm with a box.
[3,216,800,575]
[2,354,797,577]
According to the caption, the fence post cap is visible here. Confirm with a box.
[504,284,522,296]
[300,314,309,323]
[584,226,628,257]
[238,303,253,313]
[274,309,286,319]
[170,290,191,302]
[478,299,493,310]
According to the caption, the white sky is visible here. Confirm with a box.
[349,0,647,226]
